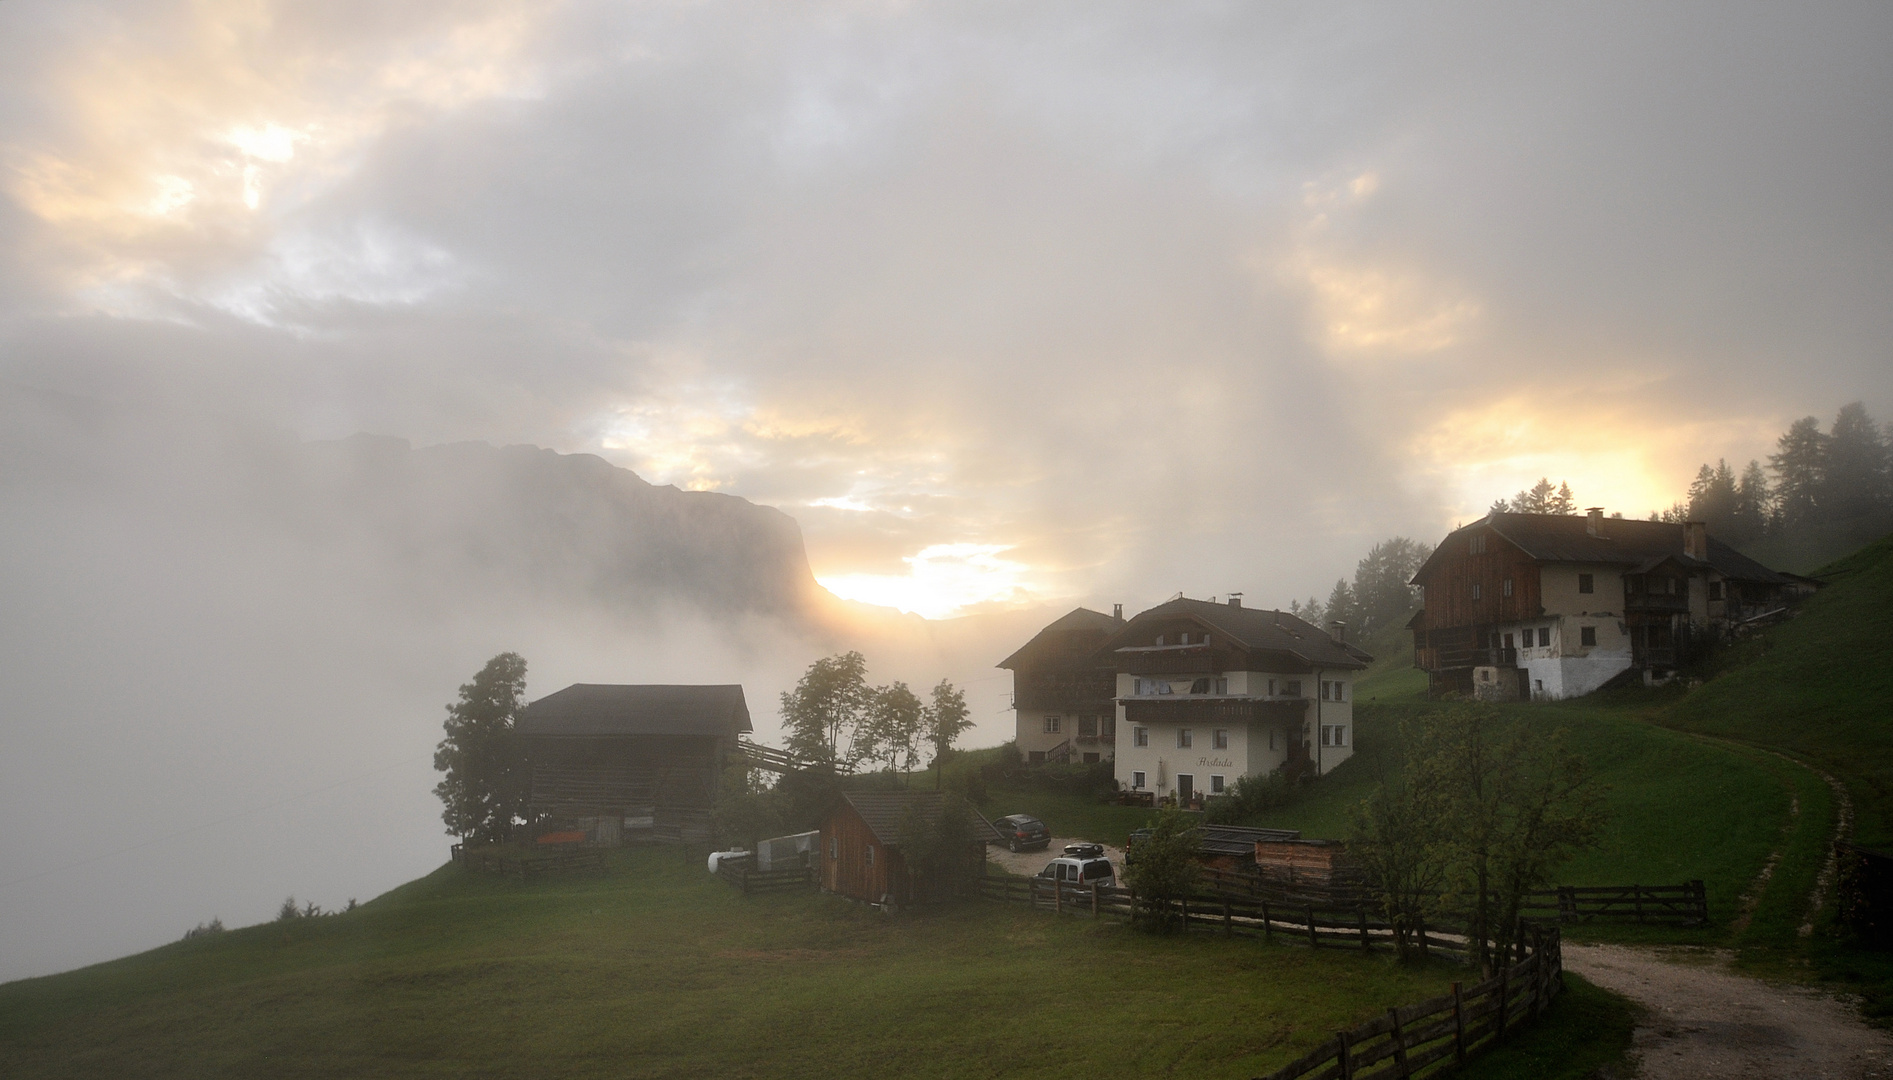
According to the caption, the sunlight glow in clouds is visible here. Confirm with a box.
[818,544,1036,620]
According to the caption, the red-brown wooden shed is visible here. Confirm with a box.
[817,791,994,907]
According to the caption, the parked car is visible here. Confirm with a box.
[1037,853,1116,889]
[993,814,1051,852]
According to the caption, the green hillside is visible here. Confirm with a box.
[0,848,1620,1079]
[1666,532,1893,846]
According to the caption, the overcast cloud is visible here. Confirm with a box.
[3,0,1891,979]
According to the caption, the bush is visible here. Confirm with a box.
[277,896,301,922]
[1202,769,1301,825]
[1122,810,1201,931]
[182,918,224,940]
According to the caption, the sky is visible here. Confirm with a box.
[2,0,1891,979]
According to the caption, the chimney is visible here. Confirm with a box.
[1586,507,1605,537]
[1328,620,1347,644]
[1684,521,1708,561]
[1227,592,1243,608]
[1112,603,1123,621]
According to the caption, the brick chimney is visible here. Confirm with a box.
[1112,603,1123,621]
[1684,521,1708,561]
[1227,592,1243,608]
[1328,620,1346,644]
[1586,507,1605,537]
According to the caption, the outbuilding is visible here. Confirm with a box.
[817,791,995,907]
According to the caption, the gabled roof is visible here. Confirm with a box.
[1105,598,1372,670]
[838,791,1002,847]
[997,606,1124,669]
[518,683,752,737]
[1412,513,1788,586]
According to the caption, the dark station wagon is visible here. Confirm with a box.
[992,814,1051,853]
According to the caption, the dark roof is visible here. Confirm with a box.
[1413,513,1788,586]
[1197,824,1301,857]
[1106,598,1373,670]
[839,791,1002,847]
[518,684,751,737]
[998,606,1124,669]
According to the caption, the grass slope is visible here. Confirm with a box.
[4,849,1502,1080]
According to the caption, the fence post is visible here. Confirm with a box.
[1496,964,1510,1041]
[1359,908,1370,951]
[1092,882,1100,917]
[1128,886,1136,927]
[1633,883,1644,923]
[1179,895,1187,930]
[1451,981,1466,1064]
[1223,899,1232,937]
[1055,879,1062,916]
[1692,879,1707,924]
[1262,900,1272,942]
[1335,1030,1352,1080]
[1559,884,1577,923]
[1307,905,1319,948]
[1387,1007,1410,1077]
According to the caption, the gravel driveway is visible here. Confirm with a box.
[986,837,1125,878]
[1564,943,1893,1079]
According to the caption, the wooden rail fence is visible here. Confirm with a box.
[714,858,816,894]
[1259,928,1563,1080]
[451,843,606,879]
[1193,868,1707,928]
[976,874,1565,1080]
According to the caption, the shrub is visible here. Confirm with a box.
[1122,809,1200,931]
[1202,769,1301,825]
[277,896,301,922]
[182,918,224,940]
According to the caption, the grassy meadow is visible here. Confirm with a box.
[5,847,1508,1080]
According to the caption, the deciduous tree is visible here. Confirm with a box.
[780,652,871,770]
[433,652,530,843]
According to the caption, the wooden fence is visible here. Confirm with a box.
[451,843,606,879]
[975,874,1565,1080]
[715,858,816,894]
[1258,929,1563,1080]
[1194,867,1707,928]
[1519,881,1707,926]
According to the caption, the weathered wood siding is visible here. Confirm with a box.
[819,803,908,905]
[1416,525,1543,632]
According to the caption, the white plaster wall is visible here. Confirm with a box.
[1540,563,1624,616]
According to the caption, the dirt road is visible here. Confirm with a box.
[986,837,1125,879]
[1564,943,1893,1079]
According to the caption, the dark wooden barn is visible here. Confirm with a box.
[518,683,750,845]
[818,791,994,908]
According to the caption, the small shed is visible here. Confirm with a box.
[1194,824,1300,872]
[818,791,995,907]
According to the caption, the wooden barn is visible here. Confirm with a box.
[818,791,994,908]
[1252,838,1368,903]
[518,683,750,845]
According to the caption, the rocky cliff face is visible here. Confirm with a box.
[296,434,824,620]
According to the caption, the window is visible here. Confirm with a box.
[1503,633,1514,650]
[1202,635,1210,646]
[1214,677,1228,695]
[1283,680,1302,697]
[1321,724,1348,747]
[1213,728,1229,749]
[865,845,874,867]
[1503,577,1514,597]
[1538,627,1551,647]
[1078,715,1097,737]
[1470,533,1487,554]
[1210,775,1225,794]
[1132,770,1146,789]
[1177,728,1194,749]
[1578,573,1594,594]
[1267,678,1277,696]
[1043,716,1061,734]
[1154,634,1165,646]
[1471,582,1483,600]
[1180,632,1190,644]
[1580,626,1597,647]
[1133,726,1149,747]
